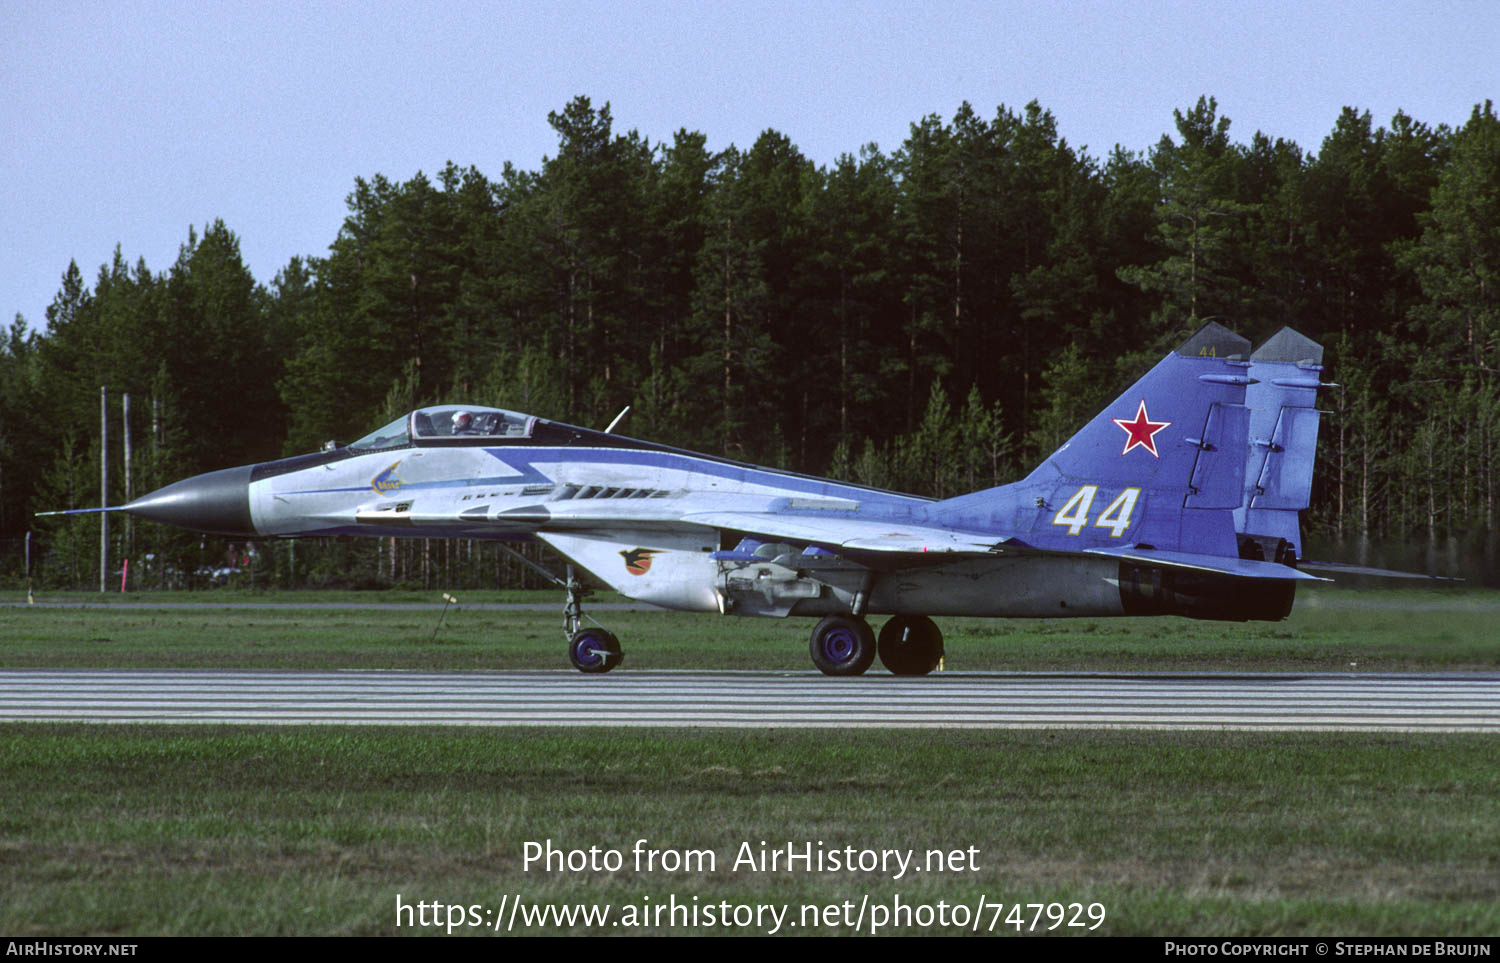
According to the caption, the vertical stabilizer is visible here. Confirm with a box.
[1236,327,1325,560]
[1026,322,1252,493]
[930,322,1254,557]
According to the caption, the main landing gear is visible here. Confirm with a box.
[808,615,876,676]
[808,614,944,676]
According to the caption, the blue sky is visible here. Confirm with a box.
[3,0,1496,331]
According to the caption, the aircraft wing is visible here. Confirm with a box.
[351,498,1002,552]
[679,511,1001,555]
[351,498,1321,582]
[680,511,1321,581]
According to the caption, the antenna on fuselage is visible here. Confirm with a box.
[603,406,631,434]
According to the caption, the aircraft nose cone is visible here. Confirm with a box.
[125,465,256,537]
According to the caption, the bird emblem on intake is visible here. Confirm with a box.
[620,547,665,575]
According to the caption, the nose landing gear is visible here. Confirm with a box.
[563,564,622,674]
[496,544,624,674]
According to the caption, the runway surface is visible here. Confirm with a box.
[6,595,1497,612]
[2,669,1497,731]
[3,601,660,611]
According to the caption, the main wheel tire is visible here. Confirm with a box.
[877,615,944,675]
[568,627,622,674]
[809,615,876,676]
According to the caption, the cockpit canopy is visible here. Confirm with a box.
[347,406,535,452]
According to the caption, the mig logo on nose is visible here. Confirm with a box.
[371,462,403,495]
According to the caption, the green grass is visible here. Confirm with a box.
[1,726,1496,936]
[1,584,1496,672]
[10,586,591,606]
[2,585,1495,936]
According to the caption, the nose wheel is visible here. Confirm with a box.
[568,626,623,673]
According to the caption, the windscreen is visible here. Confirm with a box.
[347,414,410,452]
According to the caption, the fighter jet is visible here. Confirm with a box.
[48,322,1337,675]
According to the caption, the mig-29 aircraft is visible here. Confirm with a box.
[48,322,1339,675]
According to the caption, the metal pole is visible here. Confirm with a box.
[100,385,108,593]
[123,392,132,565]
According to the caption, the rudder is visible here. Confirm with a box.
[1235,326,1326,562]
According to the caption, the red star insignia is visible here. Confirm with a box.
[1112,399,1171,458]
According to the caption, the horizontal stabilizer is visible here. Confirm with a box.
[1298,560,1462,581]
[1084,544,1328,581]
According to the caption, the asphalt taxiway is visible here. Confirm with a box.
[1,669,1496,731]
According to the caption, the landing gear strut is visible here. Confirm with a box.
[563,565,622,674]
[496,546,623,674]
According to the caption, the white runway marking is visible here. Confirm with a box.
[1,670,1497,731]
